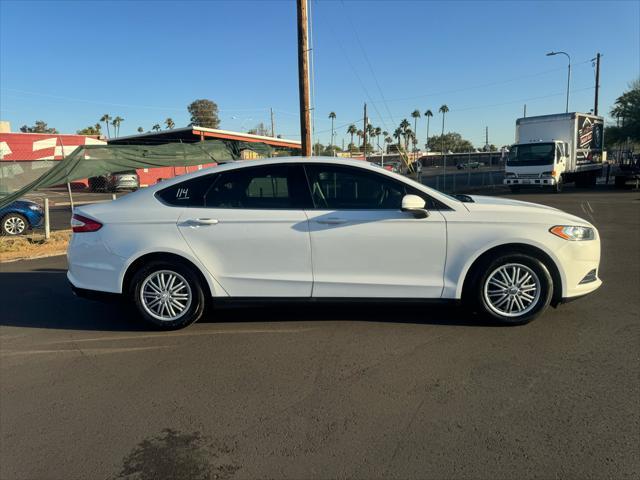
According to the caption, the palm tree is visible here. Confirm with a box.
[328,112,336,147]
[411,109,421,152]
[165,118,175,130]
[374,127,382,151]
[403,127,413,154]
[424,109,433,150]
[347,124,357,155]
[152,124,161,132]
[111,116,124,138]
[137,127,144,133]
[356,129,364,149]
[439,104,449,178]
[100,114,112,138]
[393,128,403,149]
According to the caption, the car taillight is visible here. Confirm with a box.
[71,214,102,233]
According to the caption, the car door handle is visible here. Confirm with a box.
[315,218,348,225]
[191,218,219,225]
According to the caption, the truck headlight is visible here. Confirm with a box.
[504,172,516,178]
[549,225,595,241]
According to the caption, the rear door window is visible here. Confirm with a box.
[205,164,311,209]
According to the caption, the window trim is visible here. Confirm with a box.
[156,164,313,210]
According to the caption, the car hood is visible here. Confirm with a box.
[464,195,593,226]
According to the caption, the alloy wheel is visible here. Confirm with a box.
[3,216,26,235]
[139,270,192,321]
[483,263,541,317]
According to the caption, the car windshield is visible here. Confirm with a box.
[507,143,555,166]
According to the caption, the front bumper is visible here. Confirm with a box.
[504,177,557,186]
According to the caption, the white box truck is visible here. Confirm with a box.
[504,113,604,192]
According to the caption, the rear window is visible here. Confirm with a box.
[156,174,215,207]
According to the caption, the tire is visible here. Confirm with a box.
[1,213,28,236]
[466,253,553,325]
[130,261,207,330]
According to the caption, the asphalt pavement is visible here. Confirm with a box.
[1,189,638,479]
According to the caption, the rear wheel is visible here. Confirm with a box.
[1,213,28,236]
[130,261,207,329]
[467,253,553,325]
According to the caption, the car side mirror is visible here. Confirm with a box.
[401,194,429,218]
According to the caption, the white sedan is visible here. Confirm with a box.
[67,157,602,329]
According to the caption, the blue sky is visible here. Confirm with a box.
[1,0,638,148]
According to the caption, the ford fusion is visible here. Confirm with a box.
[67,157,601,329]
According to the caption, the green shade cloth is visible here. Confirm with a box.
[0,140,278,208]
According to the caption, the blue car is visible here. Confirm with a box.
[0,199,44,236]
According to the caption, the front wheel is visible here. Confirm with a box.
[469,253,553,325]
[130,261,207,329]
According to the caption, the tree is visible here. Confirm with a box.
[20,121,57,134]
[165,118,175,130]
[411,109,421,151]
[356,129,364,148]
[347,124,357,152]
[112,116,124,137]
[424,109,433,149]
[393,128,403,149]
[328,112,336,146]
[605,79,640,148]
[77,123,101,135]
[187,99,220,128]
[247,122,270,136]
[374,127,382,150]
[137,127,144,133]
[426,132,474,153]
[439,104,449,155]
[152,124,161,132]
[100,114,112,138]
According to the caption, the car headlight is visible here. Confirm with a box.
[28,204,42,211]
[549,225,595,241]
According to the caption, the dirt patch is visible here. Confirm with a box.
[114,429,240,480]
[0,230,71,262]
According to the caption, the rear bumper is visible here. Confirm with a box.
[69,280,123,303]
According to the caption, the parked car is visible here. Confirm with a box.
[457,161,481,170]
[88,171,139,192]
[67,157,602,330]
[0,199,43,236]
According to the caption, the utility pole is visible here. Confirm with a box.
[363,103,367,161]
[485,126,489,150]
[594,52,601,116]
[270,108,275,137]
[296,0,311,156]
[523,104,527,118]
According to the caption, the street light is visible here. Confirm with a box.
[546,51,571,113]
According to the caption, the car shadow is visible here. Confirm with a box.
[0,271,498,332]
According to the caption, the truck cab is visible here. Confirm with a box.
[504,141,568,192]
